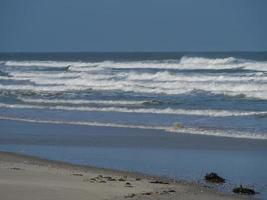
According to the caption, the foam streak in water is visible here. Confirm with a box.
[0,116,266,140]
[1,102,267,117]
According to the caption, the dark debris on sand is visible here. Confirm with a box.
[160,189,176,195]
[233,185,256,195]
[150,180,169,184]
[9,167,22,170]
[84,174,124,183]
[72,173,83,176]
[205,172,225,183]
[125,182,133,187]
[142,192,152,196]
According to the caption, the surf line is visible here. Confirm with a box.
[0,116,266,140]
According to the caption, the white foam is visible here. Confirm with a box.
[19,98,146,106]
[0,116,165,130]
[1,75,267,100]
[0,84,87,92]
[180,56,239,65]
[73,57,267,72]
[1,102,267,117]
[2,57,267,100]
[0,116,266,140]
[4,60,99,68]
[4,56,267,72]
[167,126,267,140]
[2,70,265,86]
[127,71,267,82]
[7,70,267,83]
[9,71,82,78]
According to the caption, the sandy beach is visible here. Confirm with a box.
[0,151,249,200]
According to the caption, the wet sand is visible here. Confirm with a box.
[0,151,248,200]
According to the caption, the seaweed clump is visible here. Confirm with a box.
[233,185,256,195]
[205,172,225,183]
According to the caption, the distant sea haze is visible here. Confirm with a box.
[0,52,267,139]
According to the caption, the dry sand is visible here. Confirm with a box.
[0,151,249,200]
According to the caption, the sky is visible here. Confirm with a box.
[0,0,267,52]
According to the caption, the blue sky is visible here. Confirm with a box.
[0,0,267,52]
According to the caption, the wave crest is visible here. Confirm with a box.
[3,56,267,72]
[180,56,240,65]
[1,102,267,117]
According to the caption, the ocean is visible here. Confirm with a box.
[1,52,267,198]
[0,52,267,139]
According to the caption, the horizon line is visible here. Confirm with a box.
[1,51,267,54]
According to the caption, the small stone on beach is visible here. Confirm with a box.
[142,192,152,195]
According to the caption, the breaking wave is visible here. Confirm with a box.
[4,60,98,68]
[3,56,267,71]
[1,54,267,141]
[1,102,267,117]
[1,78,267,100]
[19,98,146,106]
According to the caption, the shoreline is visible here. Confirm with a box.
[1,118,267,152]
[0,116,267,141]
[0,150,248,200]
[1,119,266,199]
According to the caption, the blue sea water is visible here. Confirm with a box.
[1,52,267,198]
[0,52,267,139]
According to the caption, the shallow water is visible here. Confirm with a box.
[0,120,267,199]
